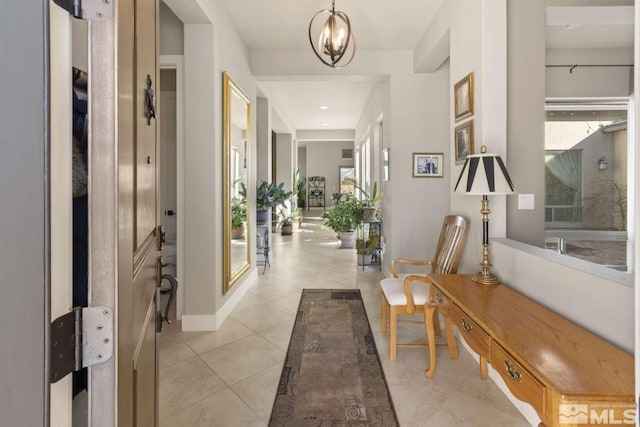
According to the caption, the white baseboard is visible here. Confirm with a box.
[180,269,258,331]
[455,332,540,426]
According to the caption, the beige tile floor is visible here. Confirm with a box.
[159,217,530,426]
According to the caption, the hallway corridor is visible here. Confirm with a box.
[159,217,528,426]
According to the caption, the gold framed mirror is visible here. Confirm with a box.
[223,72,251,294]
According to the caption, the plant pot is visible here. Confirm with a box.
[231,223,245,239]
[363,207,377,220]
[281,224,293,235]
[358,253,373,265]
[339,231,356,249]
[256,209,269,225]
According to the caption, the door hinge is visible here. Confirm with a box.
[50,306,114,384]
[53,0,113,21]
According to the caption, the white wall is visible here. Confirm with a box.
[449,0,508,274]
[164,0,257,329]
[494,239,633,351]
[383,68,451,269]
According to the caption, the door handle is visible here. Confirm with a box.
[144,74,156,125]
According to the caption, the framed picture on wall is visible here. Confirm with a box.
[413,153,443,178]
[382,148,390,181]
[454,72,474,121]
[454,120,474,164]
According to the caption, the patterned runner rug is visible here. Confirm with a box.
[269,289,398,426]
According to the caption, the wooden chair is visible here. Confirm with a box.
[380,215,467,374]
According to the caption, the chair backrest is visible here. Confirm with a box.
[430,215,468,275]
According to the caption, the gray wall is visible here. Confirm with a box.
[546,48,634,98]
[0,1,47,425]
[506,0,546,247]
[160,1,184,55]
[256,97,271,183]
[305,141,355,207]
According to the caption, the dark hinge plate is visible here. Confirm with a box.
[50,308,80,383]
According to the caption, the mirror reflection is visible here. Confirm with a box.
[223,72,251,293]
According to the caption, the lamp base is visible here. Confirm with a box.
[472,271,500,286]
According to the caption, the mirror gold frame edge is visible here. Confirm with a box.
[223,71,252,294]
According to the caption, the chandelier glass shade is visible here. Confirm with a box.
[308,0,355,68]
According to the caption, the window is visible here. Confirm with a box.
[544,103,629,270]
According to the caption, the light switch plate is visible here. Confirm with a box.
[518,194,535,210]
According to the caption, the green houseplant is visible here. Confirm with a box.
[277,208,294,235]
[321,193,363,248]
[356,181,382,220]
[231,198,247,239]
[356,234,379,265]
[256,181,292,225]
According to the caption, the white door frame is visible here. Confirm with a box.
[159,55,185,320]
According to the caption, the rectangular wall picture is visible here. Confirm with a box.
[454,120,474,164]
[454,72,474,122]
[413,153,444,178]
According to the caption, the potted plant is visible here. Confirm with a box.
[356,234,379,265]
[321,193,363,248]
[231,198,246,239]
[292,169,307,226]
[356,181,382,220]
[277,208,294,235]
[256,181,292,225]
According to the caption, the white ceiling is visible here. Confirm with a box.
[218,0,447,51]
[258,79,378,131]
[216,1,634,133]
[218,0,446,132]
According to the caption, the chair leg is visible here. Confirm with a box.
[381,293,388,333]
[389,306,397,360]
[445,318,458,360]
[424,304,437,378]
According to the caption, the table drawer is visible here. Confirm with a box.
[451,305,490,357]
[490,342,545,419]
[432,288,451,315]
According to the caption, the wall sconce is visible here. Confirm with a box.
[598,156,608,170]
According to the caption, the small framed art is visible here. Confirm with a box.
[454,72,474,121]
[454,120,474,164]
[412,153,443,178]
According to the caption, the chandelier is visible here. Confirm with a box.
[308,0,356,68]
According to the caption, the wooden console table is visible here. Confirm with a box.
[425,274,634,427]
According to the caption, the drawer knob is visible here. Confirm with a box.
[504,359,523,383]
[435,293,444,304]
[462,318,472,332]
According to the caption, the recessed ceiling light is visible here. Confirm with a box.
[565,24,579,31]
[322,123,329,127]
[320,105,329,110]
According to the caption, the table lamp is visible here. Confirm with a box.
[454,146,515,285]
